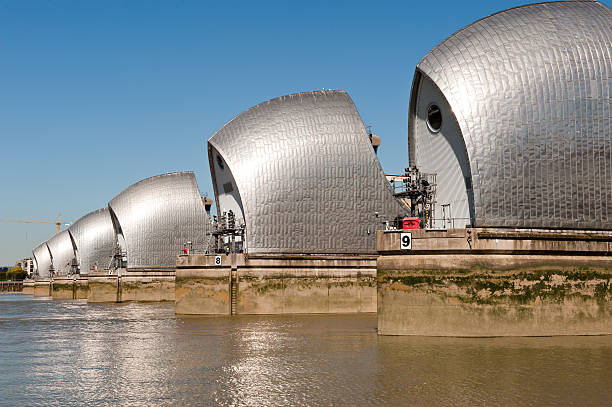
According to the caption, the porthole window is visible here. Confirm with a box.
[427,104,442,133]
[216,155,224,169]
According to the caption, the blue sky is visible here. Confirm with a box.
[1,0,610,265]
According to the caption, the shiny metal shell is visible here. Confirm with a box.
[409,1,612,229]
[108,172,211,269]
[209,90,406,254]
[32,242,52,278]
[46,230,76,276]
[68,208,116,274]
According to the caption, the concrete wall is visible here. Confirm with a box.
[34,280,51,297]
[120,272,174,302]
[378,229,612,336]
[51,277,89,300]
[87,274,118,303]
[22,280,35,295]
[176,254,376,315]
[87,270,174,303]
[176,263,229,315]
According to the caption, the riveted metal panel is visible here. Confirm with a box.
[411,1,612,229]
[209,90,406,254]
[32,242,52,278]
[46,230,76,276]
[108,172,212,269]
[68,208,116,274]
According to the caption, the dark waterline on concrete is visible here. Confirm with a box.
[1,294,612,406]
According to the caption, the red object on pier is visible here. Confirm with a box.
[184,248,189,255]
[403,217,420,230]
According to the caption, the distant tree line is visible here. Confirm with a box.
[0,266,27,281]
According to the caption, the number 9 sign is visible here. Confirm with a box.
[400,233,412,250]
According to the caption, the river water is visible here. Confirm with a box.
[1,294,612,406]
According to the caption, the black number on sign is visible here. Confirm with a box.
[215,256,221,265]
[400,233,412,249]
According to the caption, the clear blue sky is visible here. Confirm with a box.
[1,0,610,265]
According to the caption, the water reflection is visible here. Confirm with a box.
[375,335,612,406]
[1,294,612,406]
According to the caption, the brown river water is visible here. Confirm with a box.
[1,294,611,406]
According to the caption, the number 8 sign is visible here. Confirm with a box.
[400,233,412,250]
[215,256,222,266]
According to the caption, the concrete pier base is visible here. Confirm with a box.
[87,274,118,303]
[87,269,174,303]
[120,271,175,302]
[175,254,377,315]
[51,276,89,300]
[377,229,612,337]
[34,279,51,297]
[22,279,35,295]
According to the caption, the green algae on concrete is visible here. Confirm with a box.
[377,229,612,336]
[87,272,175,303]
[33,280,51,297]
[175,254,377,315]
[380,267,612,306]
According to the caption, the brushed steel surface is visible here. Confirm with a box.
[209,90,406,254]
[108,172,211,269]
[32,242,52,278]
[68,208,116,274]
[46,230,76,276]
[410,1,612,229]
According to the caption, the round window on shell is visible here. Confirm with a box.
[427,104,442,133]
[217,155,224,170]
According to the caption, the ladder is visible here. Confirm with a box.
[230,269,238,315]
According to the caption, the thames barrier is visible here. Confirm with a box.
[14,0,612,338]
[5,1,612,406]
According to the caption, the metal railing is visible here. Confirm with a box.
[427,217,472,230]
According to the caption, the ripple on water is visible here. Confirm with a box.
[1,294,612,406]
